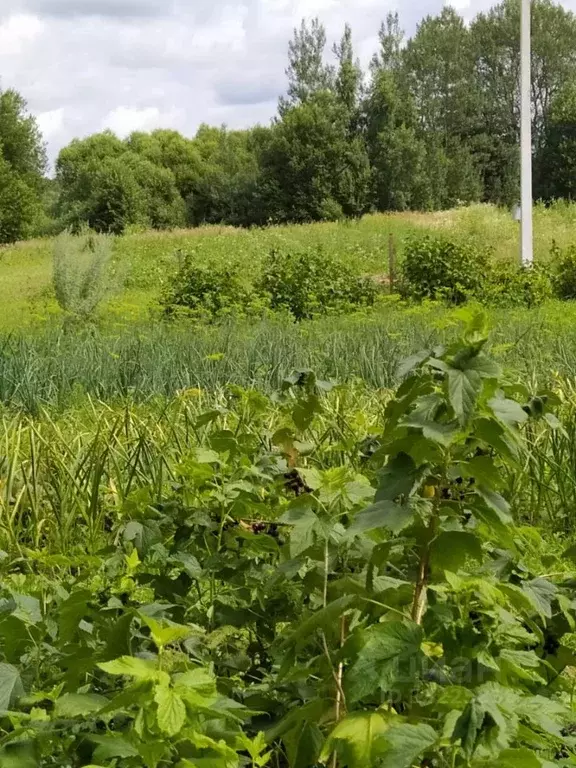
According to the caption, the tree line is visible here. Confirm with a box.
[3,0,576,242]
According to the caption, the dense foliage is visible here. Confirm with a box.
[0,88,46,243]
[1,315,576,766]
[163,246,376,321]
[5,0,576,240]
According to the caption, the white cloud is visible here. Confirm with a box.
[102,106,183,136]
[0,13,43,56]
[36,107,64,139]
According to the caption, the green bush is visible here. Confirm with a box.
[53,230,113,323]
[259,247,377,320]
[400,235,490,304]
[482,260,553,308]
[163,251,263,320]
[551,241,576,299]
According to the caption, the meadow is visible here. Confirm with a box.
[3,206,576,766]
[2,202,576,331]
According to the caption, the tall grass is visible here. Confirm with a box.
[2,301,576,412]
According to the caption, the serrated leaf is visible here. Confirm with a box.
[123,519,162,556]
[489,397,529,425]
[346,621,423,702]
[375,453,424,502]
[91,735,139,761]
[54,693,108,718]
[448,368,482,424]
[98,656,163,681]
[438,686,474,711]
[154,684,186,736]
[139,614,191,650]
[397,350,431,379]
[474,485,512,524]
[10,593,41,626]
[349,501,414,536]
[0,664,24,711]
[522,578,556,619]
[377,723,438,768]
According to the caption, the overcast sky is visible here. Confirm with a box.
[0,0,573,163]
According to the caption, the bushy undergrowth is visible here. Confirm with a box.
[163,246,377,321]
[400,235,490,304]
[400,234,556,308]
[1,315,576,766]
[259,246,377,319]
[162,250,265,320]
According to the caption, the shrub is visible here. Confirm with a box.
[551,241,576,299]
[481,260,553,308]
[53,230,113,323]
[259,247,377,320]
[163,251,263,320]
[400,235,490,304]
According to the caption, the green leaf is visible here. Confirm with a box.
[349,501,414,536]
[0,664,24,711]
[0,743,38,768]
[174,667,217,698]
[123,519,162,556]
[431,531,482,572]
[375,453,423,502]
[496,748,542,767]
[54,693,108,718]
[346,621,423,702]
[280,505,319,557]
[488,397,529,425]
[474,485,512,524]
[402,412,461,446]
[154,684,186,736]
[463,354,501,377]
[139,614,191,650]
[437,686,474,711]
[319,711,393,767]
[377,723,438,768]
[91,735,139,761]
[98,656,164,682]
[397,350,431,379]
[452,698,486,757]
[59,590,92,642]
[522,578,557,619]
[281,595,356,651]
[286,721,324,768]
[10,593,41,626]
[448,368,482,424]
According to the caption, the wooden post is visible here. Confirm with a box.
[388,233,396,294]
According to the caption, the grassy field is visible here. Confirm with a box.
[2,206,576,764]
[2,202,576,331]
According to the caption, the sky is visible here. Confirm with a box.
[0,0,573,164]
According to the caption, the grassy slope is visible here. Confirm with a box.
[2,202,576,331]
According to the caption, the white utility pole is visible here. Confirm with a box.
[520,0,533,266]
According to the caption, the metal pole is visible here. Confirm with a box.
[520,0,533,266]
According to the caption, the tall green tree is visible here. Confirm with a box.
[536,82,576,200]
[0,88,46,243]
[262,93,370,222]
[470,0,576,203]
[279,18,333,113]
[333,24,362,118]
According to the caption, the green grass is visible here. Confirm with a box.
[3,202,576,331]
[1,300,576,413]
